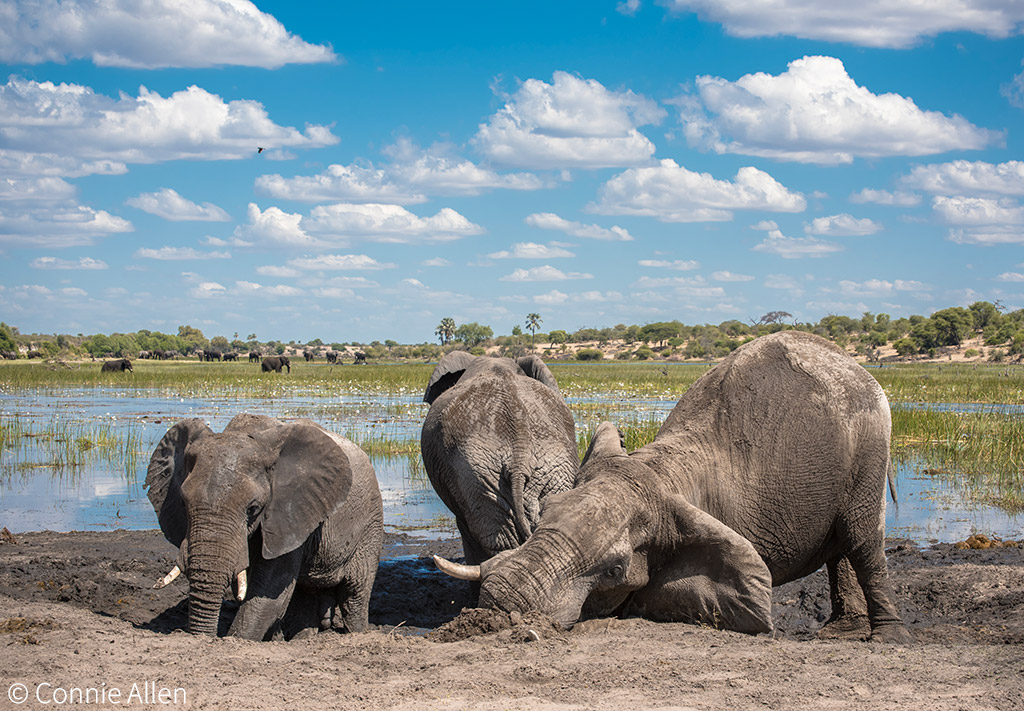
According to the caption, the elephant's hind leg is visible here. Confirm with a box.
[817,557,870,640]
[333,530,381,634]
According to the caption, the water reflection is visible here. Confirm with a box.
[1,390,1021,544]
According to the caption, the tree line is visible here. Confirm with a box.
[2,301,1023,362]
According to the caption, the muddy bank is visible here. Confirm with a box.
[1,529,1022,709]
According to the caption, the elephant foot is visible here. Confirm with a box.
[817,613,870,640]
[869,623,914,645]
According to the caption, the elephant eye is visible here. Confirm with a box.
[604,564,623,579]
[246,503,262,521]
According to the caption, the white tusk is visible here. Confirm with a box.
[153,565,181,589]
[432,555,481,581]
[235,570,248,602]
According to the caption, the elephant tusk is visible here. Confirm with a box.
[432,555,481,581]
[235,570,248,602]
[153,565,181,589]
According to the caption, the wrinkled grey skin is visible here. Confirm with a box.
[261,355,290,373]
[422,353,578,565]
[101,358,133,372]
[475,332,910,643]
[146,414,383,640]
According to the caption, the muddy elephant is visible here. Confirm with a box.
[146,414,383,640]
[261,356,290,373]
[353,351,367,365]
[249,351,261,363]
[326,350,338,364]
[422,352,578,566]
[303,350,315,362]
[223,353,238,362]
[101,358,133,372]
[436,332,910,642]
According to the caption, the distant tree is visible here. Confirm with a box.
[455,322,493,348]
[511,325,523,337]
[209,336,230,353]
[753,311,792,327]
[969,301,1002,332]
[0,323,17,353]
[526,313,542,350]
[930,307,973,347]
[548,330,568,346]
[177,325,208,353]
[435,317,456,346]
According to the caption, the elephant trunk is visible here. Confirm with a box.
[478,530,578,624]
[184,513,246,636]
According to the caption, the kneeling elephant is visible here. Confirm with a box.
[146,414,383,640]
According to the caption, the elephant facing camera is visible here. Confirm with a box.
[146,413,383,641]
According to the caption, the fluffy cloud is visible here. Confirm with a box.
[233,204,316,248]
[0,0,335,68]
[135,247,231,260]
[934,196,1024,245]
[837,279,928,298]
[473,71,665,169]
[711,270,754,282]
[904,161,1024,196]
[190,282,227,298]
[591,159,805,221]
[421,258,452,267]
[499,265,593,282]
[658,0,1024,48]
[488,242,575,259]
[996,272,1024,282]
[849,188,921,206]
[0,77,337,177]
[29,256,108,270]
[524,213,635,241]
[304,204,483,244]
[534,290,570,304]
[638,259,700,270]
[0,204,132,247]
[256,140,544,204]
[126,188,230,222]
[678,56,999,164]
[285,254,396,271]
[233,281,303,297]
[630,275,725,298]
[751,225,842,258]
[0,177,77,201]
[804,214,881,236]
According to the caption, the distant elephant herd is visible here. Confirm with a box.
[144,332,912,643]
[101,349,367,374]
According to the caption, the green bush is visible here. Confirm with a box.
[575,348,604,361]
[964,349,980,358]
[634,346,654,360]
[894,338,918,357]
[469,346,486,356]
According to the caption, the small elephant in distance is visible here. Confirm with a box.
[326,350,339,364]
[303,350,314,362]
[146,414,384,640]
[353,351,367,365]
[223,353,238,362]
[101,358,133,373]
[249,351,261,363]
[261,355,290,373]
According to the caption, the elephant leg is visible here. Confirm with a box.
[333,529,381,634]
[846,542,912,643]
[817,557,870,640]
[228,553,302,640]
[279,586,325,640]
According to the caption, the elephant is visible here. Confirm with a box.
[421,352,578,566]
[146,414,384,640]
[223,352,238,362]
[353,351,367,365]
[204,351,222,362]
[1,351,17,360]
[249,351,261,363]
[303,350,315,362]
[261,355,290,373]
[195,350,204,361]
[326,350,339,364]
[138,350,151,360]
[435,332,911,643]
[101,358,133,372]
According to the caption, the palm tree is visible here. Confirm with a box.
[525,313,542,351]
[435,317,456,346]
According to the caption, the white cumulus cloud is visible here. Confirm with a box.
[304,204,483,244]
[0,0,336,68]
[135,246,231,260]
[286,254,396,271]
[711,270,754,282]
[29,256,108,270]
[849,188,921,206]
[751,225,842,258]
[473,71,665,169]
[489,242,575,259]
[591,159,805,222]
[0,204,132,247]
[804,214,881,236]
[126,188,230,222]
[658,0,1024,48]
[678,56,999,164]
[499,265,593,282]
[524,212,635,241]
[638,259,700,270]
[904,160,1024,196]
[934,195,1024,245]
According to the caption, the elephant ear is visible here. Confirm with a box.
[261,423,353,559]
[516,355,561,395]
[146,418,213,547]
[581,421,627,466]
[423,351,477,404]
[640,494,772,634]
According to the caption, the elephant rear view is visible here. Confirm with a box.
[421,353,578,565]
[146,414,383,640]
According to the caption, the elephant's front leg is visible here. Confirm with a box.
[228,552,302,641]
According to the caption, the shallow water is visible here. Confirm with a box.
[1,390,1020,544]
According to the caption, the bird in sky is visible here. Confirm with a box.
[257,146,265,154]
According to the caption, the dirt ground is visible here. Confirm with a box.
[0,529,1021,710]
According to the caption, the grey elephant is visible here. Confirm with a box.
[422,352,578,566]
[249,351,261,363]
[101,358,133,372]
[146,414,383,640]
[436,332,910,642]
[326,350,339,364]
[261,355,290,373]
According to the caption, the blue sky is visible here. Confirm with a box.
[2,1,1024,343]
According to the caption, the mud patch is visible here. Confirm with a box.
[429,608,564,642]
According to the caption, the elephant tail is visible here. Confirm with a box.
[887,459,898,507]
[503,459,532,546]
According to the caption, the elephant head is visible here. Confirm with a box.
[436,422,772,633]
[146,414,353,636]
